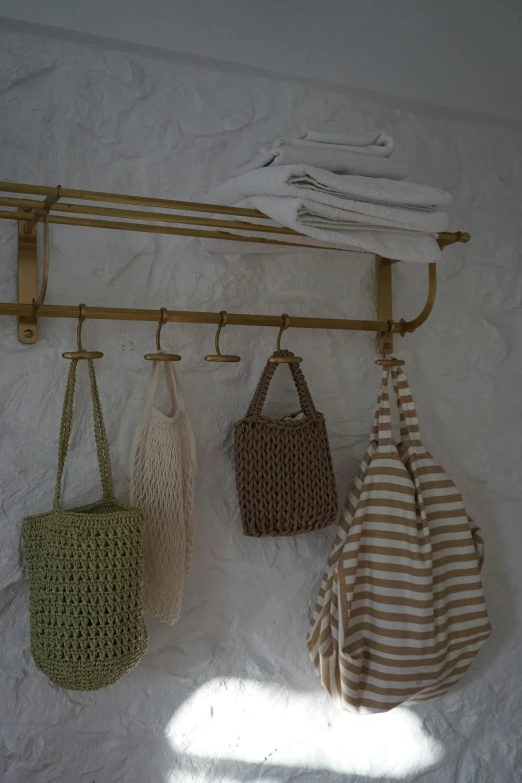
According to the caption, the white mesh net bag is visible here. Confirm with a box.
[130,361,197,624]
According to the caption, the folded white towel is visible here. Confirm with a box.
[202,166,451,262]
[234,143,407,179]
[205,166,450,233]
[297,130,395,158]
[297,130,396,157]
[233,129,401,177]
[209,165,451,208]
[212,195,442,262]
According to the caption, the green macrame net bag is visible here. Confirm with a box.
[22,359,148,690]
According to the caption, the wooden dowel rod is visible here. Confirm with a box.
[0,195,299,236]
[0,180,268,219]
[0,302,388,332]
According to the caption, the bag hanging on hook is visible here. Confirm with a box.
[307,365,491,713]
[234,350,338,537]
[129,361,198,624]
[22,360,148,690]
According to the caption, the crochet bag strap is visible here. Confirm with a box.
[53,359,115,510]
[246,350,318,420]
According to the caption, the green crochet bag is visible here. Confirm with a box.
[22,359,148,690]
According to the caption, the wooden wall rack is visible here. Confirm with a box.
[0,181,470,355]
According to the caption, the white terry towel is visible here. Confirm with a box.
[235,143,407,179]
[297,130,396,156]
[202,166,451,262]
[206,166,451,232]
[203,197,442,262]
[233,129,404,178]
[201,217,443,262]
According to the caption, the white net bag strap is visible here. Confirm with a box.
[130,361,197,624]
[162,360,198,471]
[163,360,198,575]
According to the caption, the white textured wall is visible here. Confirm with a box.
[2,2,522,122]
[0,25,521,783]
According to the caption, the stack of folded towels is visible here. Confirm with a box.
[203,129,452,262]
[234,129,406,180]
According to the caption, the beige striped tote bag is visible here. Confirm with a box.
[307,365,491,713]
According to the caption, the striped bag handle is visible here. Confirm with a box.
[370,367,393,446]
[391,366,422,443]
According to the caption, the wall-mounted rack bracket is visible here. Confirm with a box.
[0,180,469,346]
[18,217,38,344]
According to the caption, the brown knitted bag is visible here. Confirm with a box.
[234,350,338,537]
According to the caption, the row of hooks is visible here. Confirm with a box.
[27,218,305,363]
[63,305,304,366]
[63,305,404,367]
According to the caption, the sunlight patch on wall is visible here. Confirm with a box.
[165,677,444,778]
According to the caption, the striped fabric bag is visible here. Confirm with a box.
[307,366,490,713]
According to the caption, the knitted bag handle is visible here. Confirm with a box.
[53,359,115,510]
[246,350,318,420]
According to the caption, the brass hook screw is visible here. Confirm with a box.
[144,307,181,361]
[269,314,302,364]
[205,311,240,362]
[62,304,103,360]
